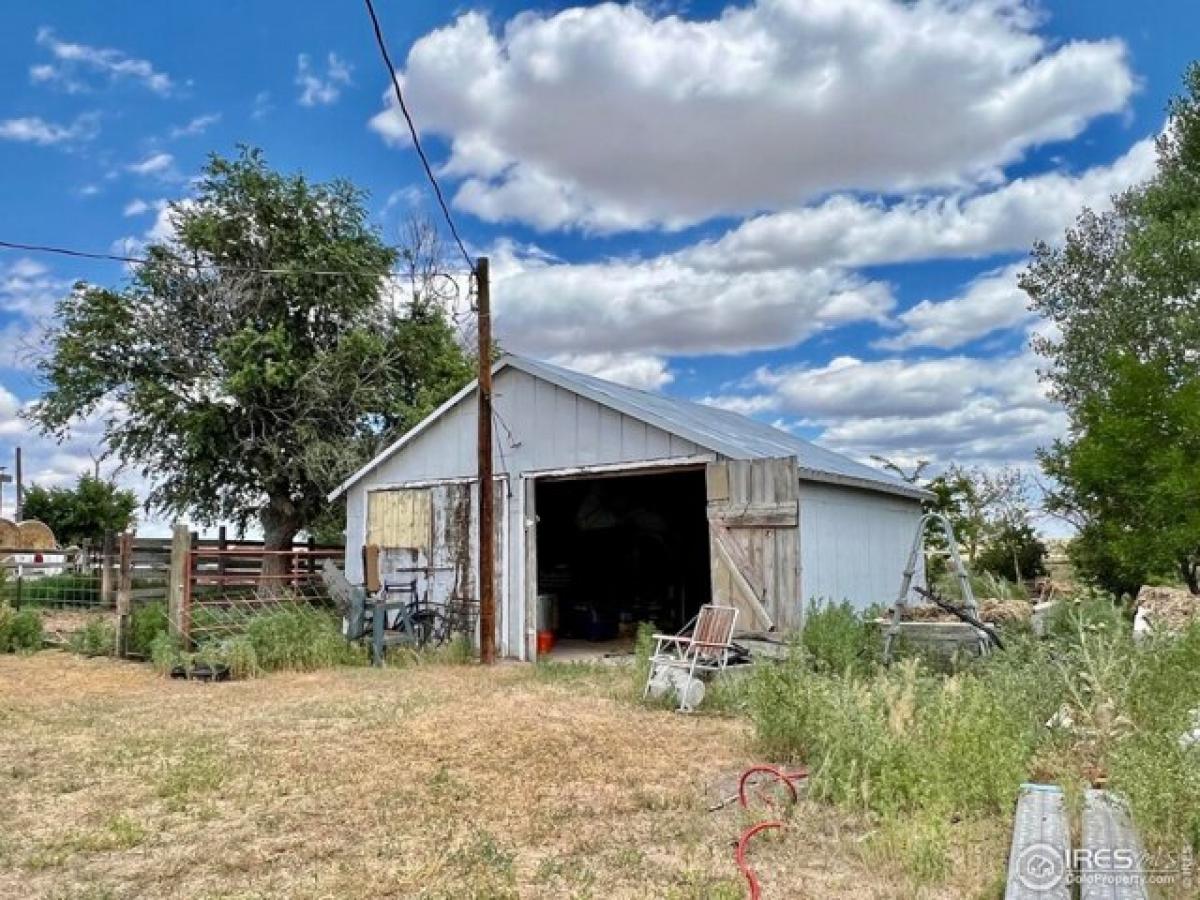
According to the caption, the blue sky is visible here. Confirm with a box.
[0,0,1196,528]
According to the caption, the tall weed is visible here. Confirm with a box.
[800,600,878,676]
[127,601,168,657]
[0,604,43,652]
[245,606,363,672]
[746,599,1200,878]
[70,618,116,657]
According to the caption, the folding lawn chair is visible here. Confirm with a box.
[643,604,739,712]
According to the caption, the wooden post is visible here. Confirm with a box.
[100,531,115,610]
[115,532,133,657]
[217,525,227,582]
[476,256,496,665]
[168,523,192,649]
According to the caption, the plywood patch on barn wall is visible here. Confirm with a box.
[367,489,432,551]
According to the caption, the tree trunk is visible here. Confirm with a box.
[260,497,301,593]
[1182,558,1200,596]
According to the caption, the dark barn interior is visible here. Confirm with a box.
[534,468,711,649]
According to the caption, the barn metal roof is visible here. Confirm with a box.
[329,354,930,501]
[511,356,929,500]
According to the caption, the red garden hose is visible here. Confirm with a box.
[733,765,808,900]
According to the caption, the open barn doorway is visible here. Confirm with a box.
[533,467,711,660]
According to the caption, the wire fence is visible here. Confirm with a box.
[0,543,109,608]
[0,530,351,654]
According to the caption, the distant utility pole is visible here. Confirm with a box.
[14,447,21,521]
[476,257,496,665]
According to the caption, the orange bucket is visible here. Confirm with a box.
[536,630,555,655]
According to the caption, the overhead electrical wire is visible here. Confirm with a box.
[0,237,479,343]
[0,238,469,282]
[362,0,474,274]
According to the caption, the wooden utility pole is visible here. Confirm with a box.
[14,447,21,521]
[476,256,496,664]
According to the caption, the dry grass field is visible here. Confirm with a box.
[0,652,1008,899]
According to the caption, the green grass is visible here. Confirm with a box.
[0,574,101,607]
[150,606,367,679]
[738,598,1200,882]
[244,606,364,672]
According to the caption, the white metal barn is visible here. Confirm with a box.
[330,355,928,660]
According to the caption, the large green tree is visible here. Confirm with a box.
[21,474,138,546]
[923,464,1045,582]
[1022,64,1200,594]
[31,149,472,565]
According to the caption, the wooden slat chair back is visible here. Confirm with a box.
[690,605,738,659]
[643,604,739,712]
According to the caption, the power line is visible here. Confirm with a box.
[0,238,470,282]
[362,0,474,273]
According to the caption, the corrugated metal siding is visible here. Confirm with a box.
[332,355,926,503]
[343,361,930,657]
[363,368,706,486]
[510,356,926,500]
[798,481,923,612]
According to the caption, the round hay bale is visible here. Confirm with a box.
[17,519,57,550]
[0,518,18,549]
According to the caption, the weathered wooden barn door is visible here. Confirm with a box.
[705,458,800,632]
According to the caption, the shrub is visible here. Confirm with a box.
[976,522,1047,583]
[1109,622,1200,851]
[1043,592,1127,641]
[128,601,169,657]
[244,606,362,672]
[748,656,1039,820]
[149,632,182,675]
[799,601,877,676]
[0,604,44,652]
[70,618,116,657]
[146,605,364,680]
[631,621,658,698]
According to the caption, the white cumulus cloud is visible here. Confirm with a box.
[682,137,1157,272]
[0,113,99,147]
[703,347,1066,467]
[31,27,175,96]
[546,352,675,391]
[874,263,1034,351]
[371,1,1134,232]
[296,53,353,107]
[490,241,894,359]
